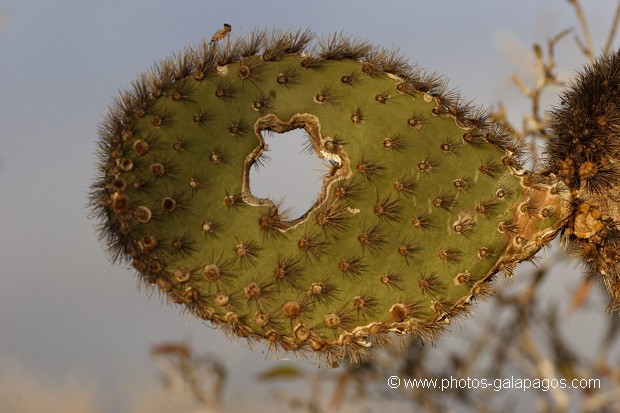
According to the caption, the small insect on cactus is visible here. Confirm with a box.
[90,28,620,366]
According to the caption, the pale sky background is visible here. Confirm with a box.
[0,1,618,411]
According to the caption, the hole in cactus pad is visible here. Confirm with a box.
[251,128,327,219]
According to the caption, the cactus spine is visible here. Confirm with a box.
[545,51,620,310]
[90,29,619,365]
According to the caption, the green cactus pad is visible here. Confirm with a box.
[91,30,571,364]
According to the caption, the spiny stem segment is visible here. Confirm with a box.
[91,27,576,367]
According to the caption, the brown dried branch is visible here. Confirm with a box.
[604,1,620,54]
[519,333,570,412]
[494,28,570,165]
[150,341,227,411]
[567,0,594,61]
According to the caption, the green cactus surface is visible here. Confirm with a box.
[91,30,573,364]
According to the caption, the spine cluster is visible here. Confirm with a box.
[546,50,620,310]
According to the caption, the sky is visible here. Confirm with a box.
[0,0,618,411]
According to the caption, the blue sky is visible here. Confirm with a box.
[0,0,618,411]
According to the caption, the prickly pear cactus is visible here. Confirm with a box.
[546,50,620,310]
[91,29,573,365]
